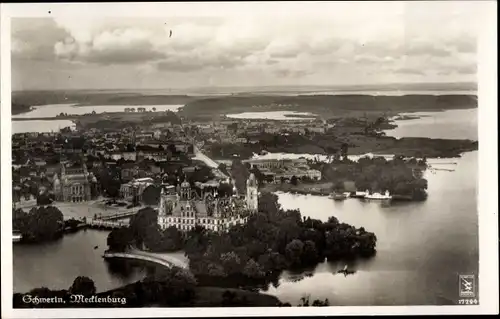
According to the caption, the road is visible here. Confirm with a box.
[193,146,230,181]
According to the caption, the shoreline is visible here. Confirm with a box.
[11,105,478,121]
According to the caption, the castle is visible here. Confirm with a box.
[157,173,259,232]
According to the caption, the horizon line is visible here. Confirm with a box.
[12,81,478,93]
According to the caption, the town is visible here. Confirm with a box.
[6,3,487,311]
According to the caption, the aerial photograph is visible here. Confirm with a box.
[7,1,484,309]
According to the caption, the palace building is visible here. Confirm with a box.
[157,173,259,232]
[53,162,95,202]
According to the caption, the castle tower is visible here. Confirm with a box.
[180,178,191,200]
[159,188,166,215]
[158,188,168,230]
[246,173,258,212]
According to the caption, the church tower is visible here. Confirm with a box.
[246,173,258,212]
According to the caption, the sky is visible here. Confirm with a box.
[10,1,482,91]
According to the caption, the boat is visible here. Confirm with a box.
[12,232,22,243]
[329,192,347,200]
[337,265,356,276]
[364,190,392,200]
[351,191,367,198]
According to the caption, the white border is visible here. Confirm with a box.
[1,2,498,317]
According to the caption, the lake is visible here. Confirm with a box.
[260,108,478,305]
[11,104,184,134]
[13,230,146,293]
[226,111,316,121]
[386,108,478,140]
[12,104,184,119]
[11,119,76,134]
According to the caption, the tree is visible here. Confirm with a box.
[162,226,184,251]
[36,192,53,206]
[220,251,242,275]
[285,239,304,266]
[301,240,319,265]
[129,207,158,247]
[218,183,233,197]
[230,159,250,194]
[99,168,121,200]
[207,262,227,277]
[107,228,133,252]
[141,185,161,206]
[242,258,266,279]
[341,143,349,160]
[258,192,281,216]
[69,276,96,296]
[19,206,64,241]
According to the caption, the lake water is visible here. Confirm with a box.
[11,119,76,134]
[13,230,146,293]
[260,108,478,305]
[11,104,184,134]
[13,108,478,305]
[386,108,478,140]
[226,111,316,121]
[12,104,184,119]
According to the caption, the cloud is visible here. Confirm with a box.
[393,67,426,76]
[11,18,70,61]
[274,69,311,78]
[54,28,167,64]
[10,2,484,90]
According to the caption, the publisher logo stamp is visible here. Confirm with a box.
[459,274,476,298]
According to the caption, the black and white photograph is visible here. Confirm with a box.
[1,1,498,317]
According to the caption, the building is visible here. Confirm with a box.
[120,177,154,201]
[53,162,94,202]
[242,158,308,170]
[157,173,259,232]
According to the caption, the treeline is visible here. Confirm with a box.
[181,94,477,117]
[12,206,65,242]
[12,90,202,109]
[107,192,377,282]
[11,102,32,115]
[13,270,203,308]
[13,269,284,308]
[318,155,429,200]
[184,193,376,280]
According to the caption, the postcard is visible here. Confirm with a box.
[1,1,498,317]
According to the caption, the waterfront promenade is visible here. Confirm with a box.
[103,249,189,269]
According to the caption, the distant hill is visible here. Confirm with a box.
[180,94,478,118]
[10,91,206,114]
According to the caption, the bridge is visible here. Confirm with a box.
[86,219,128,230]
[103,249,189,269]
[98,211,137,221]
